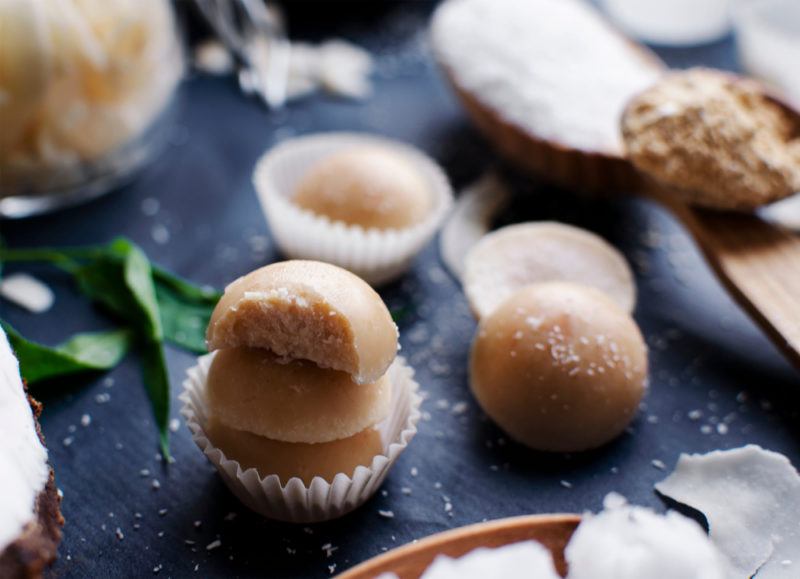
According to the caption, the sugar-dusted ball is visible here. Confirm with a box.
[470,282,647,452]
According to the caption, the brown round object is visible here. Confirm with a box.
[293,146,432,230]
[206,418,383,485]
[622,68,800,211]
[470,282,648,452]
[206,260,398,384]
[206,347,392,444]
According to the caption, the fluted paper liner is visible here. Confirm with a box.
[180,353,421,523]
[253,132,453,286]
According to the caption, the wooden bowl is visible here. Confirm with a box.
[448,76,644,194]
[431,0,665,194]
[337,513,581,579]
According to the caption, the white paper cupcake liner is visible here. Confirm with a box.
[253,132,454,286]
[180,353,422,523]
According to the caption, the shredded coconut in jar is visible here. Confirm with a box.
[0,0,182,195]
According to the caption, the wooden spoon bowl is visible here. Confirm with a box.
[447,76,645,194]
[338,513,581,579]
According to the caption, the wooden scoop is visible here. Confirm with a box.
[337,513,580,579]
[624,71,800,370]
[657,194,800,369]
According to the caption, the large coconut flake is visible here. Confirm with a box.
[656,445,800,578]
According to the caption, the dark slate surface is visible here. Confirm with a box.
[2,3,799,578]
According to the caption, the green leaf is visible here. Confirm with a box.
[153,265,221,305]
[57,330,133,368]
[139,338,171,460]
[68,247,217,350]
[0,246,105,266]
[156,284,213,353]
[107,239,173,456]
[113,239,163,341]
[0,237,223,456]
[391,305,413,323]
[99,239,171,455]
[72,259,137,321]
[151,265,219,353]
[2,322,132,384]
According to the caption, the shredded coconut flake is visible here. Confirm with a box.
[656,445,800,579]
[0,273,54,313]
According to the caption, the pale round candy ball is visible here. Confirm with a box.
[206,418,383,485]
[470,282,648,452]
[207,260,398,385]
[206,347,392,444]
[293,146,432,230]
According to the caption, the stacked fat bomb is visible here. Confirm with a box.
[203,260,400,485]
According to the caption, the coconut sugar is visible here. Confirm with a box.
[623,68,800,210]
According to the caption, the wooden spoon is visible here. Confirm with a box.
[657,193,800,369]
[625,74,800,370]
[337,513,580,579]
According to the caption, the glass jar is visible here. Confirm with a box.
[0,0,184,218]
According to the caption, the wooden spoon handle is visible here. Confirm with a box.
[662,195,800,369]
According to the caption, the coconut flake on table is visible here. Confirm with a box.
[193,34,374,101]
[194,39,235,75]
[317,40,374,99]
[283,39,373,101]
[656,445,800,579]
[566,493,726,579]
[0,273,55,313]
[439,171,510,281]
[431,0,662,154]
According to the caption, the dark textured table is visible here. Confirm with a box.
[3,3,800,578]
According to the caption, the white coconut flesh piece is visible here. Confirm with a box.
[420,540,560,579]
[439,171,511,281]
[759,194,800,232]
[0,273,54,313]
[566,493,726,579]
[656,445,800,578]
[462,221,636,319]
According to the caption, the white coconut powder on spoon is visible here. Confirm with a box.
[432,0,662,154]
